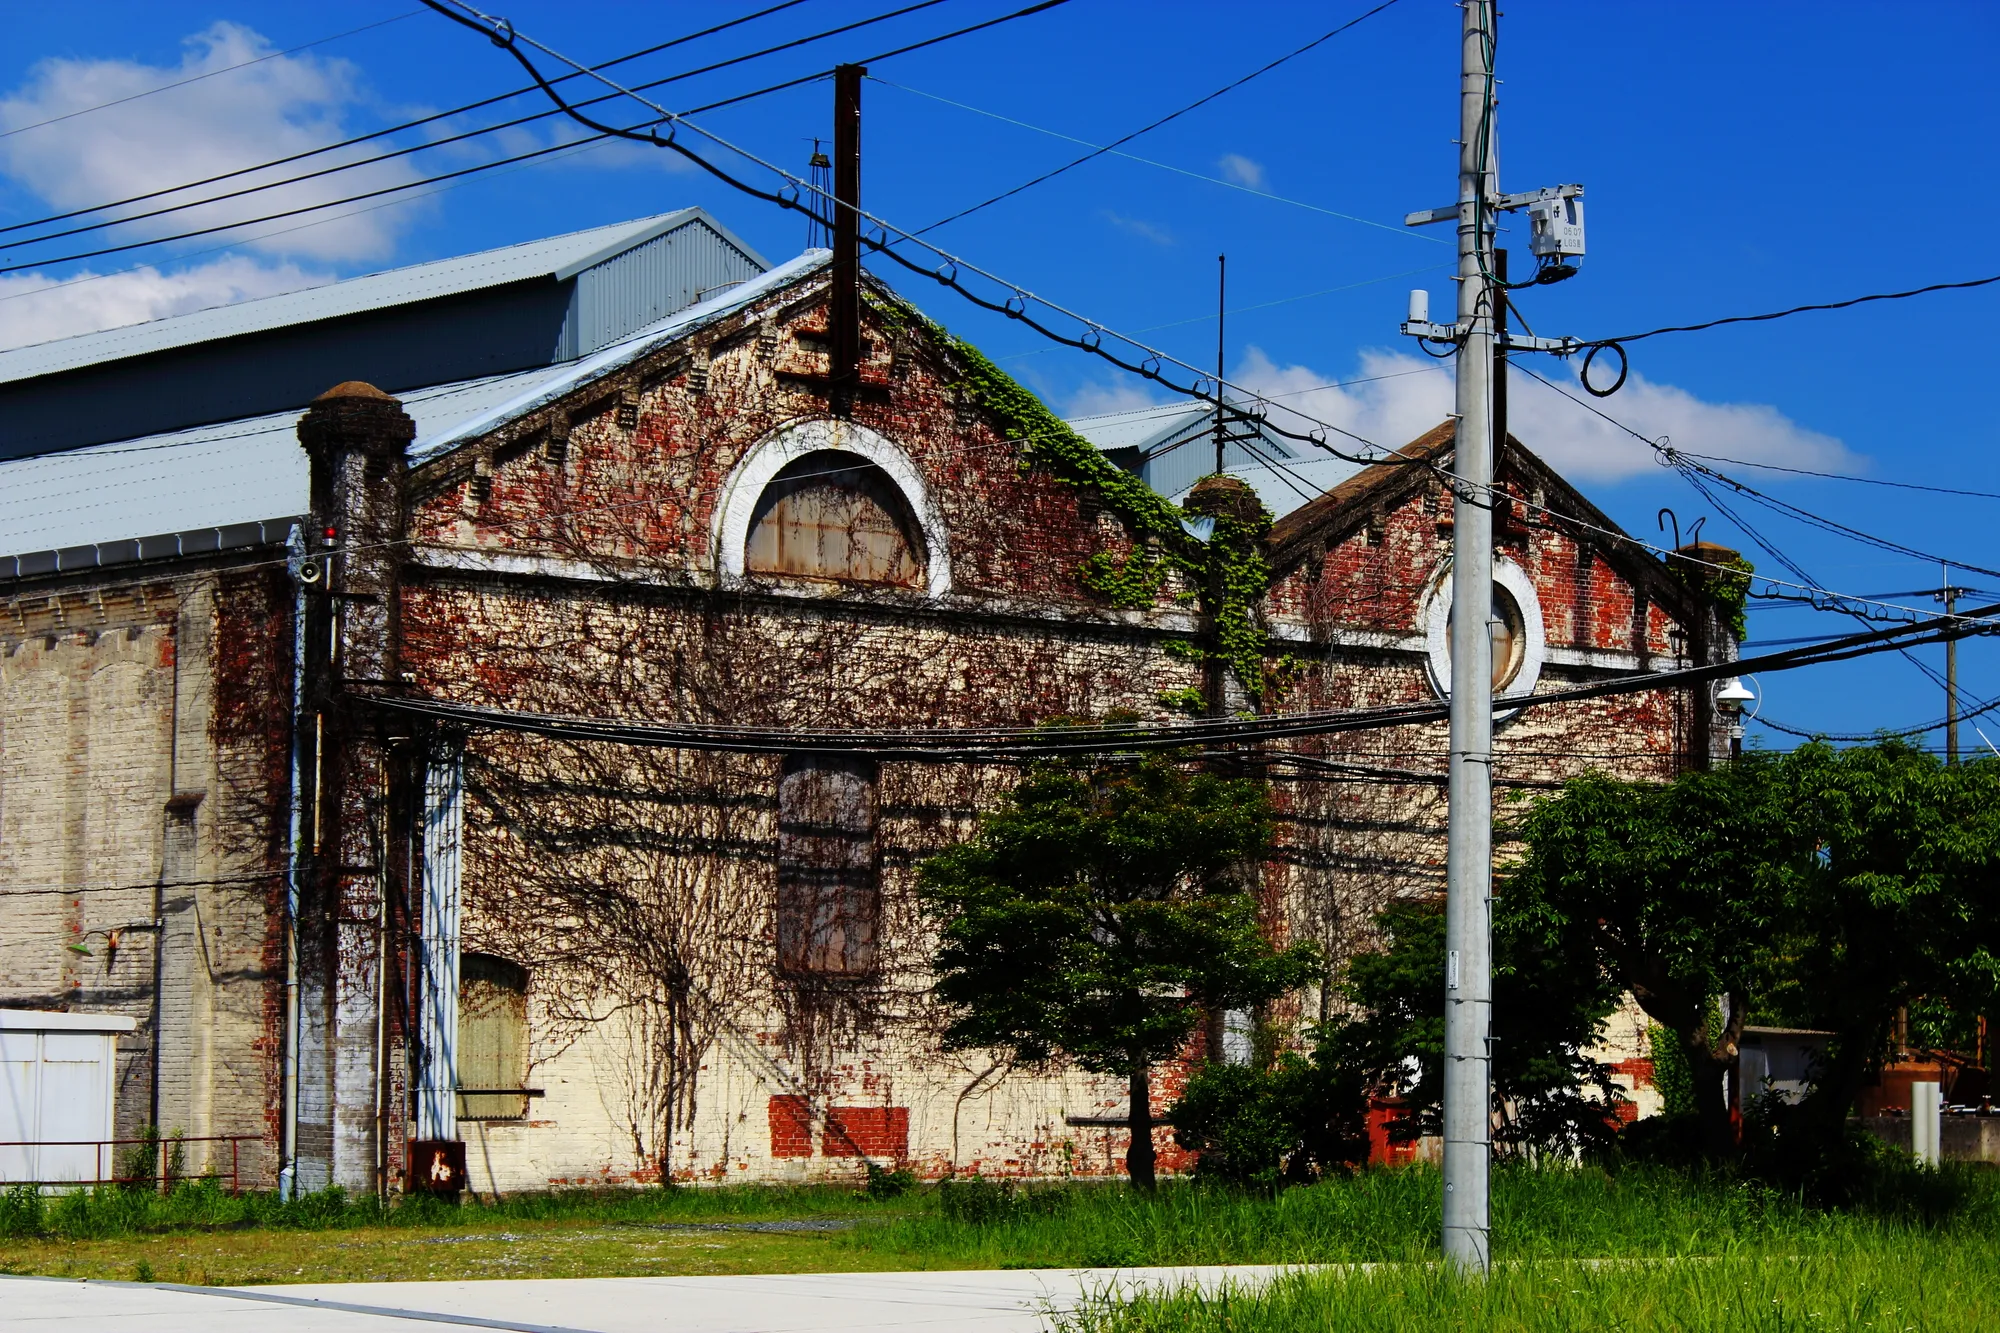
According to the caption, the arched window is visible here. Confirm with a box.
[456,954,529,1121]
[744,450,925,587]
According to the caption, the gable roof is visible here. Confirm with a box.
[0,209,769,460]
[0,250,825,578]
[0,210,762,383]
[1067,399,1313,502]
[1268,419,1704,622]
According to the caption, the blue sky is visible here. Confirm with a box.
[1,1,1995,746]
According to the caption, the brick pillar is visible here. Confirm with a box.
[295,382,413,1193]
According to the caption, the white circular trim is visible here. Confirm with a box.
[713,417,951,599]
[1420,556,1546,715]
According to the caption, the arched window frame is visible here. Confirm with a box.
[713,418,951,599]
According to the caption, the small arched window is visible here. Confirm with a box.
[744,450,925,587]
[456,954,529,1121]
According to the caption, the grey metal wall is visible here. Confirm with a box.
[563,218,766,359]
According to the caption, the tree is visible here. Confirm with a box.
[1503,757,1803,1158]
[1169,1049,1369,1191]
[1504,743,2000,1165]
[1319,897,1626,1157]
[919,752,1319,1189]
[1771,743,2000,1149]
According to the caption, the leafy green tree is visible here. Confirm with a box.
[1503,757,1801,1158]
[1772,743,2000,1146]
[919,753,1320,1189]
[1505,743,2000,1164]
[1319,898,1626,1157]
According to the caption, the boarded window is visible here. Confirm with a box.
[745,450,925,587]
[776,755,880,977]
[456,954,529,1120]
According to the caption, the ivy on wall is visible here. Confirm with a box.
[936,330,1287,705]
[1666,548,1754,642]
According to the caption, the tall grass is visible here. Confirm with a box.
[0,1178,891,1243]
[840,1163,2000,1270]
[1057,1235,2000,1332]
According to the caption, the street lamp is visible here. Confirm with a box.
[1716,677,1757,761]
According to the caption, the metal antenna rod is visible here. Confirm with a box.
[1443,0,1497,1277]
[1214,253,1227,476]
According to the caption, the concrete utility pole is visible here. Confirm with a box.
[1442,0,1497,1275]
[1214,253,1228,475]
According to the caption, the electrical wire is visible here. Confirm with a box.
[1590,271,2000,347]
[418,0,1421,470]
[366,604,2000,759]
[1667,452,2000,502]
[903,0,1406,238]
[870,76,1436,242]
[0,0,820,243]
[0,12,423,142]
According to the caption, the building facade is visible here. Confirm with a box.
[0,217,1726,1194]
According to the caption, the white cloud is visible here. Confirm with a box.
[0,256,327,351]
[1233,346,1857,489]
[1100,210,1174,246]
[1065,380,1172,419]
[1217,153,1267,191]
[0,22,426,263]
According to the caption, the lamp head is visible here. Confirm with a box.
[1716,676,1756,716]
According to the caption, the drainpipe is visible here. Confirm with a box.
[281,522,309,1200]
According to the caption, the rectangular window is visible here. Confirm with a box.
[776,755,880,977]
[457,954,530,1120]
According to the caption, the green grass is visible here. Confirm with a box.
[1055,1236,2000,1332]
[3,1163,1994,1297]
[837,1163,2000,1269]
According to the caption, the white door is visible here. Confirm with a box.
[38,1034,108,1182]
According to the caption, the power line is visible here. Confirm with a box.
[367,605,2000,760]
[0,0,854,245]
[871,75,1435,242]
[0,12,423,142]
[904,0,1407,237]
[1591,271,2000,346]
[1671,451,2000,503]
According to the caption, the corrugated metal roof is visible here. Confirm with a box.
[0,249,826,564]
[0,208,765,385]
[1064,401,1213,453]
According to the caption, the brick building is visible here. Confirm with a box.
[0,214,1720,1194]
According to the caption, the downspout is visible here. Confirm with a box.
[280,522,308,1200]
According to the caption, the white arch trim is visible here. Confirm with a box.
[1419,555,1547,722]
[713,417,951,599]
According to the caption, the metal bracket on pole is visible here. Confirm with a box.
[1399,321,1582,356]
[1405,183,1584,227]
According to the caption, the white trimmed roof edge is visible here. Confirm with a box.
[0,208,769,384]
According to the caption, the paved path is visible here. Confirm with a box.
[6,1266,1298,1332]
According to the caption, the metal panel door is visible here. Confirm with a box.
[37,1033,106,1182]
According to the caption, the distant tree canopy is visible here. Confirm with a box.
[918,751,1319,1189]
[1506,741,2000,1162]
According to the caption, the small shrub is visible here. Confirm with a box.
[863,1162,916,1201]
[0,1182,44,1238]
[132,1260,155,1283]
[1171,1052,1368,1191]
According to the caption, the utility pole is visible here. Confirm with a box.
[1440,0,1498,1276]
[829,64,864,405]
[1213,253,1227,475]
[1402,1,1586,1274]
[1942,569,1961,764]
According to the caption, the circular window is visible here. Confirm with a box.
[1421,559,1546,711]
[1445,584,1527,691]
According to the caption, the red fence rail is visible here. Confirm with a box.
[0,1134,263,1192]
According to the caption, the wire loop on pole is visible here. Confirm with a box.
[1580,341,1628,397]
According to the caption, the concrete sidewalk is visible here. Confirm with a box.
[5,1266,1298,1332]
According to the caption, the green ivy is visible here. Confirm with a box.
[1666,549,1754,641]
[1156,687,1209,715]
[935,330,1284,703]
